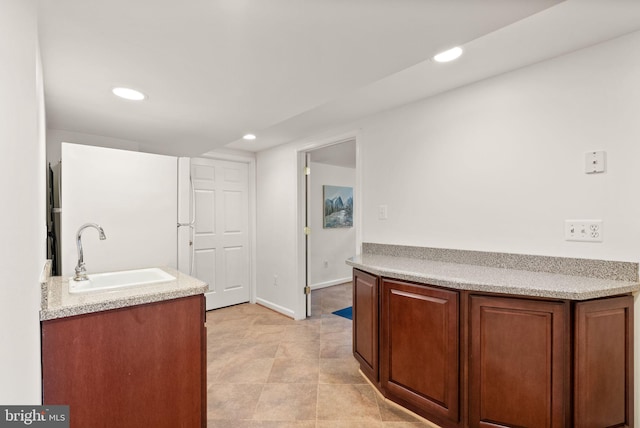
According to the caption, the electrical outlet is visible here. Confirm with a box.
[565,220,603,242]
[273,274,278,286]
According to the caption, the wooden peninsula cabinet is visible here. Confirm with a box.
[42,295,207,428]
[351,269,634,428]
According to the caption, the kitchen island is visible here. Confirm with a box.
[40,267,208,428]
[348,243,639,428]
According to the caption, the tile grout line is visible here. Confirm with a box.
[207,282,424,427]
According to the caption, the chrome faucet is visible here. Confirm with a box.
[74,223,107,281]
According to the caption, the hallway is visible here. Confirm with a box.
[205,282,433,427]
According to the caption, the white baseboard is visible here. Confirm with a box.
[310,277,351,291]
[255,297,296,319]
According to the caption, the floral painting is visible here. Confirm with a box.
[323,185,353,228]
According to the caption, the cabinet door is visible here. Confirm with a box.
[353,269,379,382]
[574,295,633,428]
[469,295,567,428]
[381,278,459,425]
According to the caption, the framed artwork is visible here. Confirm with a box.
[323,185,353,228]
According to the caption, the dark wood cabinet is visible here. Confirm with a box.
[42,295,206,428]
[353,268,379,383]
[574,295,634,428]
[381,278,459,426]
[351,269,634,428]
[469,295,569,428]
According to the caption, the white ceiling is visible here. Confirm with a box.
[37,0,640,156]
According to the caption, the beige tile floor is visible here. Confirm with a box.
[205,282,434,428]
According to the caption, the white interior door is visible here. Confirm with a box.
[191,158,250,310]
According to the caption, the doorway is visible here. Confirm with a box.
[299,137,359,318]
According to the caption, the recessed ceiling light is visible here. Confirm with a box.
[433,47,463,63]
[112,87,146,101]
[243,134,256,140]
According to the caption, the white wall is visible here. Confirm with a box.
[360,32,640,262]
[47,128,141,166]
[61,143,177,276]
[256,147,300,317]
[309,162,355,288]
[0,0,45,404]
[255,31,640,423]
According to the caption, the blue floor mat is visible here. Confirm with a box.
[332,306,353,320]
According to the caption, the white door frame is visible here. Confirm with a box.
[200,151,257,305]
[295,130,363,319]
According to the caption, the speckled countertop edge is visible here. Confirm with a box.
[40,267,208,321]
[347,253,640,300]
[362,243,639,282]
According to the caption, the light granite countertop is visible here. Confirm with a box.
[347,253,640,300]
[40,267,208,321]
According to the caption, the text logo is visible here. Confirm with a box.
[0,406,69,428]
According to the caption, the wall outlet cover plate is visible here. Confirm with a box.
[565,219,603,242]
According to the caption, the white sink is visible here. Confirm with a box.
[68,268,175,294]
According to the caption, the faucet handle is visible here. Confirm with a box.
[74,262,88,281]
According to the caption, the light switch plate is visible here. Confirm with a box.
[378,205,388,220]
[585,151,605,174]
[565,219,603,242]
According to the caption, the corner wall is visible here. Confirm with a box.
[256,147,300,317]
[257,30,640,293]
[0,0,46,403]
